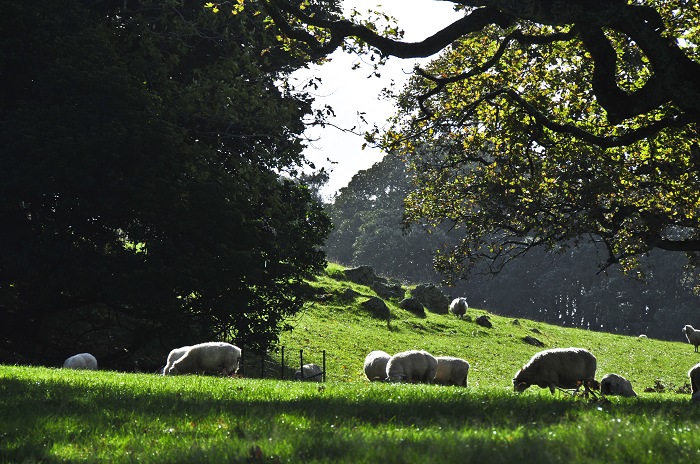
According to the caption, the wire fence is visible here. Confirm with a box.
[238,346,326,381]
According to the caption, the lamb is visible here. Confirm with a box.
[513,347,597,394]
[386,350,438,383]
[63,353,98,370]
[682,325,700,352]
[363,350,391,381]
[162,346,190,375]
[433,356,470,386]
[600,373,637,397]
[294,363,323,381]
[449,297,468,319]
[165,342,241,376]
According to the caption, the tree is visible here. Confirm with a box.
[325,154,449,282]
[244,0,699,279]
[0,0,332,367]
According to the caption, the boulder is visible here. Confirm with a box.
[410,284,450,314]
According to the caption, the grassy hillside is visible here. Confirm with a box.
[278,263,694,393]
[3,263,700,463]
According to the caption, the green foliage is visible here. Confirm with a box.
[381,4,700,277]
[3,265,700,462]
[0,0,331,366]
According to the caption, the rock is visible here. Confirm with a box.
[372,281,405,300]
[398,297,425,317]
[523,335,544,347]
[475,315,492,328]
[361,297,391,319]
[344,266,380,286]
[410,284,450,314]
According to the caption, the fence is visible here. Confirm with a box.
[239,346,326,381]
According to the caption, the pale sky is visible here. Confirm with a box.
[294,1,462,199]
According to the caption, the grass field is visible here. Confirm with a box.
[2,263,700,463]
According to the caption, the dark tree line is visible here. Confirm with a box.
[0,0,333,368]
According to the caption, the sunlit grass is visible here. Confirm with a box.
[3,263,700,462]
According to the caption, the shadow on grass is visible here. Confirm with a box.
[2,373,699,463]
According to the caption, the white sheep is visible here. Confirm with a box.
[433,356,470,386]
[386,350,438,383]
[449,297,468,319]
[63,353,98,370]
[294,363,323,381]
[513,347,597,394]
[363,350,391,381]
[166,342,241,376]
[600,373,637,397]
[682,325,700,352]
[162,346,190,375]
[688,363,700,398]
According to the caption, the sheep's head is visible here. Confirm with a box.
[388,373,407,383]
[513,370,529,392]
[683,325,695,335]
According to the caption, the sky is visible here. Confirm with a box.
[292,1,462,199]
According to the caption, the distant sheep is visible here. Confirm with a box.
[682,325,700,352]
[294,363,323,381]
[434,356,470,386]
[386,350,438,383]
[600,373,637,397]
[363,350,391,381]
[63,353,98,370]
[513,347,597,394]
[162,346,190,375]
[166,342,241,376]
[449,297,468,319]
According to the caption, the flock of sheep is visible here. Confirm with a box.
[364,346,637,398]
[58,299,700,402]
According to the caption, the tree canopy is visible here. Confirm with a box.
[0,0,332,367]
[250,0,699,278]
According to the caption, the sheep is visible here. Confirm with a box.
[433,356,470,386]
[386,350,438,383]
[294,363,323,381]
[600,373,637,397]
[449,297,468,319]
[682,325,700,352]
[166,342,241,376]
[513,347,597,394]
[363,350,391,381]
[162,346,190,375]
[688,363,700,398]
[63,353,98,370]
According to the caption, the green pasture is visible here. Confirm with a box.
[3,263,700,463]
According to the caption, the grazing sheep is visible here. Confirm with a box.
[449,297,468,319]
[363,350,391,381]
[513,347,597,394]
[63,353,98,370]
[434,356,470,386]
[162,346,190,375]
[600,373,637,397]
[688,363,700,397]
[683,325,700,352]
[386,350,438,383]
[294,363,323,381]
[166,342,241,376]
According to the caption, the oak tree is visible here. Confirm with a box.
[250,0,699,277]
